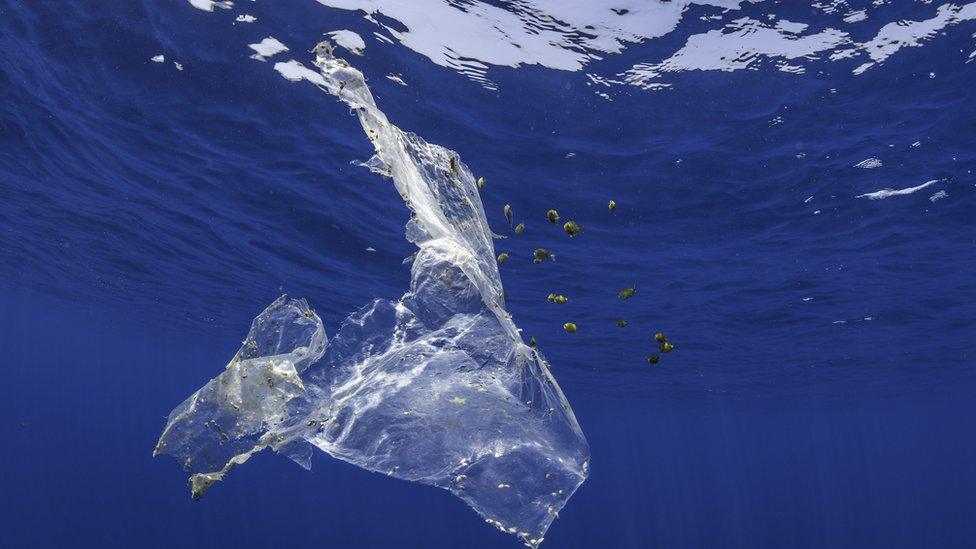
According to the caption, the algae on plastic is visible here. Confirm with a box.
[155,42,589,547]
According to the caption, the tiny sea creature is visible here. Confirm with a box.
[547,209,559,223]
[563,220,582,237]
[514,223,525,234]
[660,341,675,353]
[552,295,568,304]
[654,332,667,343]
[647,354,660,365]
[529,337,537,347]
[477,177,486,188]
[616,319,628,328]
[449,156,459,175]
[503,204,513,226]
[608,199,617,212]
[618,286,636,299]
[563,322,577,333]
[533,248,555,263]
[497,252,509,264]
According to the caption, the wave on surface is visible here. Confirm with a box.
[855,179,941,200]
[155,42,590,547]
[182,0,976,91]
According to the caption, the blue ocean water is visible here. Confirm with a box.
[2,1,975,547]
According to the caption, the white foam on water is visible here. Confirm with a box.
[386,73,408,86]
[327,29,366,55]
[855,179,940,200]
[854,157,882,169]
[854,3,976,74]
[311,0,749,86]
[188,0,232,12]
[844,9,868,23]
[624,17,853,89]
[183,0,976,89]
[249,36,289,61]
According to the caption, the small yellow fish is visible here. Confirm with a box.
[552,295,568,304]
[618,286,636,299]
[660,341,675,353]
[547,209,559,223]
[563,220,582,237]
[547,293,557,302]
[497,252,509,264]
[654,332,667,343]
[514,223,525,234]
[608,199,617,212]
[477,177,486,188]
[503,204,513,226]
[647,354,660,365]
[563,322,577,333]
[616,319,628,328]
[529,337,537,347]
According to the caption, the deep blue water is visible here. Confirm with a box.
[2,1,975,547]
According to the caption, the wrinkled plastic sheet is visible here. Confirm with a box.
[156,43,589,547]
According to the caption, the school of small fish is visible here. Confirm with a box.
[475,165,675,367]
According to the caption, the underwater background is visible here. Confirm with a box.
[2,1,975,547]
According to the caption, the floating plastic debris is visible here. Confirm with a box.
[157,42,589,548]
